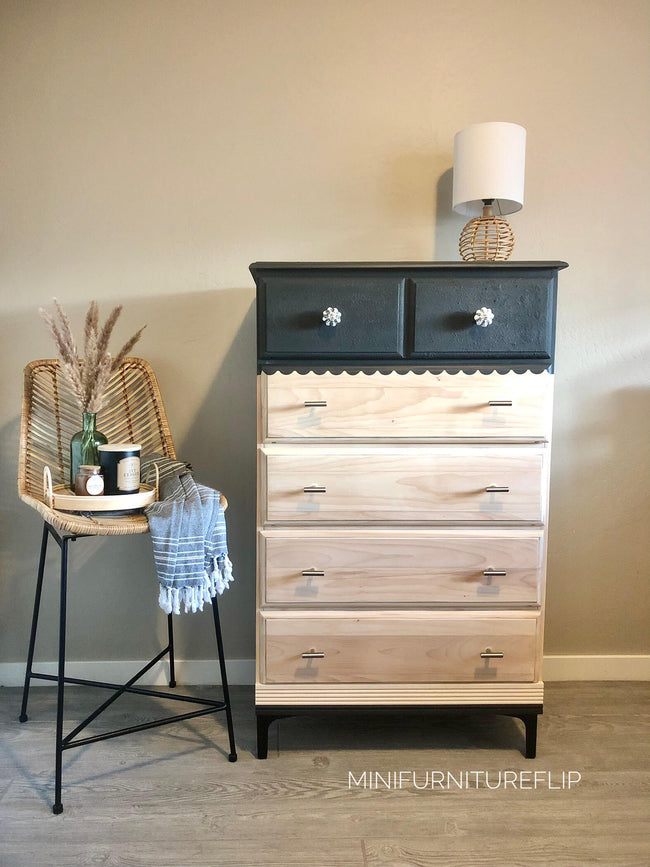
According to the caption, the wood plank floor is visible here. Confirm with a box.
[0,682,648,866]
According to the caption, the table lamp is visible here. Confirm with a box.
[452,122,526,261]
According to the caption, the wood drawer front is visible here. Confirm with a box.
[261,613,538,683]
[261,531,542,605]
[257,270,404,359]
[264,371,552,440]
[263,446,546,523]
[411,272,556,362]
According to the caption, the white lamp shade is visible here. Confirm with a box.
[452,122,526,217]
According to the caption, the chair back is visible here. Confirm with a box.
[19,358,176,503]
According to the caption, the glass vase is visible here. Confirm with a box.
[69,411,108,489]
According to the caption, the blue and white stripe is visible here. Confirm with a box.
[143,455,234,615]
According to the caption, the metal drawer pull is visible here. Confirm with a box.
[322,307,342,327]
[304,400,327,407]
[303,486,326,493]
[302,651,325,659]
[488,400,513,407]
[302,570,325,577]
[485,485,509,493]
[480,649,504,659]
[483,570,507,577]
[474,306,494,327]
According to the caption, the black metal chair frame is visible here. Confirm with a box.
[20,521,237,815]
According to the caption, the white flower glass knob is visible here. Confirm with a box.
[322,307,342,327]
[474,306,494,327]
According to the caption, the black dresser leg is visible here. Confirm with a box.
[256,713,272,759]
[522,713,538,759]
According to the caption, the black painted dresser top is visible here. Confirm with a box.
[251,262,568,374]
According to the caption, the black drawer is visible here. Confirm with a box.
[252,262,565,371]
[257,269,404,359]
[410,272,557,362]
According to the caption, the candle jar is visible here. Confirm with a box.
[98,444,141,495]
[75,465,104,496]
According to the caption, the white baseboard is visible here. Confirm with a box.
[0,659,255,688]
[542,654,650,681]
[1,655,648,688]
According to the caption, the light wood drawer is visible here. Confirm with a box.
[261,612,538,683]
[262,445,546,524]
[263,371,552,440]
[260,529,542,605]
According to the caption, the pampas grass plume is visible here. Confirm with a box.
[40,299,146,413]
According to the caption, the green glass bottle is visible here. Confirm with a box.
[69,412,108,489]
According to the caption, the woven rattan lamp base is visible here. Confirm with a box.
[459,214,515,261]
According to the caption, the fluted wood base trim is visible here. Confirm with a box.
[255,681,544,705]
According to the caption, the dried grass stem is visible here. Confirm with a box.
[40,299,146,413]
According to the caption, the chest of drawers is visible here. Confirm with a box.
[252,261,567,759]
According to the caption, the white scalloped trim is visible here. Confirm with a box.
[263,368,553,378]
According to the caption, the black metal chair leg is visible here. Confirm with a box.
[52,536,69,815]
[167,613,176,687]
[19,523,49,723]
[210,596,237,762]
[19,522,237,814]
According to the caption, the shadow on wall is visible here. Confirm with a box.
[435,168,463,261]
[166,288,257,662]
[0,287,257,668]
[546,372,650,654]
[383,156,461,261]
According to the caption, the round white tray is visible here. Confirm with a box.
[43,466,158,512]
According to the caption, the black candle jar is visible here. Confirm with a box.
[98,444,141,495]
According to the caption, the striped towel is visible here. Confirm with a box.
[141,454,234,615]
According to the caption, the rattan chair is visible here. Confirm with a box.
[18,358,237,814]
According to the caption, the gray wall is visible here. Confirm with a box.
[1,0,648,669]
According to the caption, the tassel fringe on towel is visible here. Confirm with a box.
[158,554,234,615]
[142,454,234,615]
